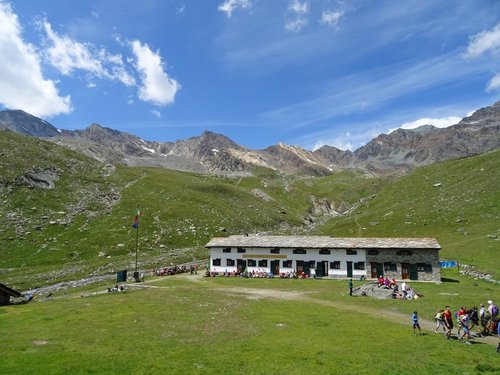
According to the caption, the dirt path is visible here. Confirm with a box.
[82,273,499,347]
[216,285,499,347]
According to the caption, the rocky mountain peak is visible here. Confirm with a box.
[0,109,60,137]
[1,100,499,176]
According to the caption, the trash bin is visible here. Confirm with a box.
[116,270,127,283]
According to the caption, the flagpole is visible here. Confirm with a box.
[135,216,139,274]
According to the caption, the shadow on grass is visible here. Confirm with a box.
[441,277,460,283]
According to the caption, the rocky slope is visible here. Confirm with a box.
[1,101,499,175]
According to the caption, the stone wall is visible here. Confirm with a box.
[366,248,440,282]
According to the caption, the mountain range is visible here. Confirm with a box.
[1,101,499,175]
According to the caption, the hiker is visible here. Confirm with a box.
[435,309,446,334]
[401,282,407,298]
[456,306,466,336]
[468,306,481,337]
[459,314,472,345]
[412,311,421,335]
[348,278,353,296]
[479,303,490,335]
[488,300,499,325]
[383,276,390,288]
[497,320,500,353]
[377,275,384,287]
[443,306,454,340]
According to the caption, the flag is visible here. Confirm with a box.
[132,209,142,229]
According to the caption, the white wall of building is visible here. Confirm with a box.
[209,247,366,278]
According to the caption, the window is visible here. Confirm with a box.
[258,259,268,267]
[237,248,246,253]
[293,248,306,254]
[247,259,256,267]
[384,262,397,272]
[416,263,426,272]
[346,249,357,255]
[270,248,280,254]
[354,262,365,270]
[397,250,412,256]
[416,263,432,272]
[330,261,341,270]
[283,260,292,268]
[309,261,316,268]
[319,249,331,255]
[212,258,221,266]
[223,248,231,253]
[226,259,235,267]
[368,249,379,255]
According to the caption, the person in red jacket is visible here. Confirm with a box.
[443,306,454,340]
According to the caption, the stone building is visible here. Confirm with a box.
[205,235,441,282]
[0,282,21,305]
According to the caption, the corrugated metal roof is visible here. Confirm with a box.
[205,235,440,249]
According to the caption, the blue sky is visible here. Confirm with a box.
[1,0,499,151]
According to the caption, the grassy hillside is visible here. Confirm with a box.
[1,272,499,375]
[1,131,499,289]
[316,149,500,276]
[0,131,383,290]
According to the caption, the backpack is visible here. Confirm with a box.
[492,305,499,317]
[469,309,477,321]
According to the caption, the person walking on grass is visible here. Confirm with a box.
[348,278,353,296]
[443,306,453,340]
[497,319,500,353]
[459,314,472,345]
[412,311,421,335]
[434,309,446,334]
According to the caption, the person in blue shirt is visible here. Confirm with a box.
[412,311,421,335]
[497,319,500,353]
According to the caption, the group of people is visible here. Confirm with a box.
[375,276,422,300]
[204,269,312,279]
[433,300,499,347]
[154,264,190,276]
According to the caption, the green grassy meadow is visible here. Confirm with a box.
[1,132,500,374]
[1,270,499,375]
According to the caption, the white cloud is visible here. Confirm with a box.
[151,109,161,118]
[285,17,308,33]
[0,2,71,117]
[288,0,309,15]
[465,23,500,58]
[391,116,461,133]
[131,40,180,106]
[218,0,252,18]
[42,21,135,86]
[486,73,500,92]
[320,10,344,28]
[285,0,309,32]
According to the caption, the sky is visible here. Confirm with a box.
[1,0,500,151]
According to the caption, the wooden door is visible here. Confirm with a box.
[296,260,304,275]
[271,260,280,276]
[401,263,410,279]
[370,262,378,279]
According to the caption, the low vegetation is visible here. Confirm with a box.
[1,131,499,374]
[1,269,499,375]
